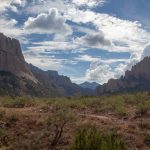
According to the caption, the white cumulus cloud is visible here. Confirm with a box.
[85,52,141,84]
[86,60,115,84]
[0,0,11,13]
[0,17,24,38]
[66,8,150,53]
[24,8,72,35]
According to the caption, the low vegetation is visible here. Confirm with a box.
[0,92,150,149]
[70,126,127,150]
[47,106,76,147]
[144,134,150,145]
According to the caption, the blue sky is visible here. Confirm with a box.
[0,0,150,84]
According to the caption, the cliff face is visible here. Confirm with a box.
[0,33,93,97]
[97,57,150,95]
[0,33,37,82]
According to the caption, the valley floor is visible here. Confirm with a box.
[0,93,150,150]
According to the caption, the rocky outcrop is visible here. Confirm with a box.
[0,33,37,82]
[97,57,150,95]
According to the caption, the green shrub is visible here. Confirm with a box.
[102,96,127,116]
[136,101,150,116]
[144,134,150,145]
[47,106,76,146]
[70,127,127,150]
[6,114,18,127]
[0,128,8,146]
[1,96,35,108]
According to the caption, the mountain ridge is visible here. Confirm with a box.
[28,64,93,96]
[1,33,150,97]
[0,33,93,97]
[79,81,100,90]
[0,33,37,83]
[97,56,150,95]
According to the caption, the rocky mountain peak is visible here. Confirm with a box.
[97,56,150,95]
[0,33,37,82]
[125,56,150,81]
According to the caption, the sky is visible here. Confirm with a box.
[0,0,150,84]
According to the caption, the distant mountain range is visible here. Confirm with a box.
[79,82,100,90]
[28,64,93,96]
[96,56,150,95]
[0,33,93,97]
[1,33,150,97]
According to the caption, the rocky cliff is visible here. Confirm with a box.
[97,57,150,95]
[0,33,94,97]
[0,33,37,82]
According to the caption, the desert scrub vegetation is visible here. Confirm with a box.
[4,113,19,129]
[0,96,37,108]
[70,126,127,150]
[100,95,128,116]
[0,92,150,149]
[47,105,77,147]
[144,134,150,145]
[136,100,150,116]
[0,92,149,123]
[6,114,18,123]
[0,128,8,148]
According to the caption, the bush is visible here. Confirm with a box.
[6,114,19,127]
[136,100,150,116]
[47,106,76,146]
[103,96,127,116]
[0,128,8,146]
[144,134,150,145]
[70,127,127,150]
[1,96,35,108]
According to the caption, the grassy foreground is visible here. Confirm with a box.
[0,92,150,150]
